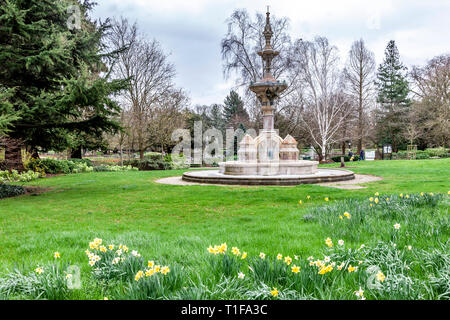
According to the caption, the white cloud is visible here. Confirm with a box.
[92,0,450,106]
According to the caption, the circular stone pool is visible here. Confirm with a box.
[182,169,355,186]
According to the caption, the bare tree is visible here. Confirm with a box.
[221,9,292,86]
[221,9,298,131]
[410,54,449,148]
[108,18,177,160]
[343,39,376,154]
[291,37,352,161]
[147,88,190,153]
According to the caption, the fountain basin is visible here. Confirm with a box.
[182,168,355,186]
[219,160,319,176]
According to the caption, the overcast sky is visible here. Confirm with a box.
[92,0,450,106]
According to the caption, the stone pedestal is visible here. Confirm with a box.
[221,131,318,176]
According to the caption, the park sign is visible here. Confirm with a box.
[366,151,376,161]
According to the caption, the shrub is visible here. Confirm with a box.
[331,155,360,162]
[68,158,93,167]
[0,170,41,183]
[123,159,169,171]
[93,165,138,172]
[0,184,26,199]
[124,153,189,171]
[26,158,70,174]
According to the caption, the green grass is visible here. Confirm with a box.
[0,159,448,299]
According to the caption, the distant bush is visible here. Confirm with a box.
[68,158,93,167]
[0,184,26,199]
[124,153,189,171]
[93,165,138,172]
[331,155,360,162]
[392,148,449,160]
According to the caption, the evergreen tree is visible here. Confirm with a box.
[209,103,225,132]
[0,0,128,159]
[222,90,249,129]
[375,40,410,152]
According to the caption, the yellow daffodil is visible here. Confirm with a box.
[148,260,155,268]
[406,194,410,199]
[238,272,245,279]
[54,252,60,259]
[348,265,356,273]
[219,243,227,254]
[325,197,329,202]
[298,200,302,205]
[374,198,379,204]
[354,287,364,298]
[35,267,44,274]
[420,192,424,196]
[108,244,114,250]
[306,195,311,200]
[270,288,278,297]
[134,270,144,281]
[99,246,107,253]
[291,265,300,273]
[339,215,343,220]
[241,252,247,259]
[400,193,403,198]
[394,223,401,230]
[284,256,292,265]
[375,192,379,196]
[161,266,170,275]
[276,254,283,260]
[343,212,351,219]
[376,271,386,282]
[232,247,240,256]
[154,265,161,273]
[259,252,266,259]
[338,239,344,246]
[369,197,374,202]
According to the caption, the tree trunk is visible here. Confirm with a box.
[119,144,123,166]
[341,141,346,156]
[70,147,82,159]
[139,149,144,161]
[1,137,25,172]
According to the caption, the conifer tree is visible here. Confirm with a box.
[222,90,249,129]
[0,0,128,159]
[375,40,410,152]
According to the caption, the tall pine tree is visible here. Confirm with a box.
[222,90,249,129]
[375,40,410,152]
[0,0,128,162]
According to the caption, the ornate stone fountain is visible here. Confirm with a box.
[220,9,318,176]
[182,9,354,185]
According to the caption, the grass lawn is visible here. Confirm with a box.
[0,159,448,299]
